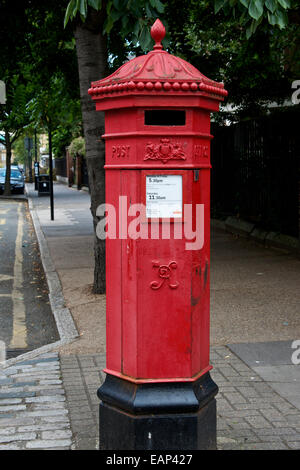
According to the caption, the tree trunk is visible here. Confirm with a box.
[74,10,108,294]
[4,130,11,196]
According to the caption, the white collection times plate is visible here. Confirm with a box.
[146,174,183,219]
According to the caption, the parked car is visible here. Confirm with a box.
[11,164,23,173]
[0,167,25,194]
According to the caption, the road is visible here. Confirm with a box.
[0,199,59,358]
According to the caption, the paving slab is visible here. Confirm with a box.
[228,341,300,412]
[228,341,296,367]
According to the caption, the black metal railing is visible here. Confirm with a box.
[211,108,300,238]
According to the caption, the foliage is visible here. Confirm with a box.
[0,0,80,153]
[0,73,33,146]
[0,1,33,146]
[68,136,86,157]
[52,123,81,159]
[63,0,299,118]
[214,0,297,38]
[12,131,40,165]
[27,72,82,158]
[26,1,79,101]
[165,0,299,118]
[64,0,167,51]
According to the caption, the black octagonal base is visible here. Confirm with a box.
[98,372,218,450]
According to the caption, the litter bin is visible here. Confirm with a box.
[37,174,50,196]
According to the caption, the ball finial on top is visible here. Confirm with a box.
[151,19,166,50]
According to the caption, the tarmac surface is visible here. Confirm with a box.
[0,182,299,451]
[0,199,59,357]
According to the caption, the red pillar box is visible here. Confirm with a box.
[89,19,227,450]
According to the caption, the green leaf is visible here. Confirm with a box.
[275,8,288,28]
[239,0,249,7]
[265,0,276,13]
[110,9,123,21]
[144,31,153,50]
[277,0,290,9]
[112,0,121,9]
[106,0,113,15]
[246,25,252,38]
[248,0,264,20]
[133,20,141,37]
[151,0,164,14]
[103,15,114,34]
[267,11,277,24]
[64,0,76,28]
[79,0,87,17]
[251,16,261,33]
[139,26,148,50]
[267,8,288,27]
[76,0,81,12]
[88,0,102,10]
[245,13,264,37]
[121,15,129,30]
[145,3,154,18]
[214,0,228,13]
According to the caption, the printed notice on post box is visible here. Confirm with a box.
[146,174,183,218]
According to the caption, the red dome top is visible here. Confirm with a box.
[88,19,227,100]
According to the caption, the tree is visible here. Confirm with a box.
[215,0,297,38]
[0,0,79,194]
[0,74,34,195]
[0,2,34,194]
[165,0,300,120]
[12,131,41,166]
[64,0,166,294]
[28,71,82,219]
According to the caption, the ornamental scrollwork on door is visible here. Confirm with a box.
[144,139,186,164]
[150,260,179,290]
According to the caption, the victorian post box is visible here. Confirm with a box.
[88,19,227,450]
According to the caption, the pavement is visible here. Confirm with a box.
[0,182,300,451]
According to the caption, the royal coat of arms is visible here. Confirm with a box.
[144,138,186,164]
